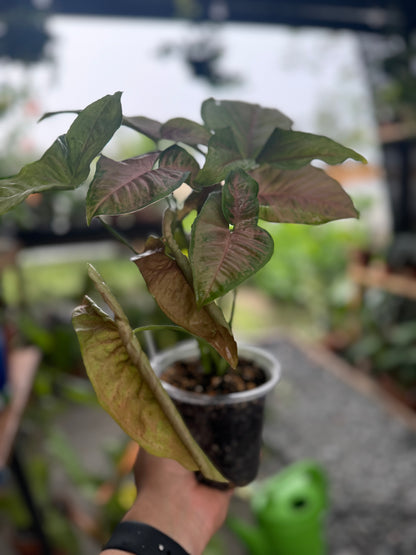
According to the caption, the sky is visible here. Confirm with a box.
[1,14,392,239]
[8,15,379,159]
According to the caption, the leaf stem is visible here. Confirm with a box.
[228,289,237,328]
[133,324,184,335]
[98,217,139,254]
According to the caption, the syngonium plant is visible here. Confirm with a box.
[0,92,365,481]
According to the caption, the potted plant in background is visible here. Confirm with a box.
[0,92,365,486]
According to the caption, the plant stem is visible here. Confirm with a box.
[133,324,184,335]
[98,217,139,254]
[228,289,237,328]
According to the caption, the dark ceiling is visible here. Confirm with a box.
[46,1,416,34]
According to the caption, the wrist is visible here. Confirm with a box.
[123,495,209,555]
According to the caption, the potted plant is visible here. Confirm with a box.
[0,92,365,486]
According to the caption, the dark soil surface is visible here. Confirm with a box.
[161,359,266,395]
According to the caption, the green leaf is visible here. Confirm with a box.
[257,127,367,169]
[65,91,123,177]
[0,136,72,214]
[86,153,189,223]
[132,238,238,368]
[72,266,227,483]
[161,117,211,146]
[253,164,359,224]
[158,145,200,187]
[0,92,123,215]
[190,185,274,306]
[201,98,292,158]
[196,128,256,187]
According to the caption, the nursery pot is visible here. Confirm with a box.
[151,341,280,486]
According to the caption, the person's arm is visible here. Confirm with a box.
[101,449,233,555]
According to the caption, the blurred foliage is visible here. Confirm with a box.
[344,290,416,388]
[0,1,52,65]
[247,215,369,338]
[361,33,416,125]
[0,452,80,553]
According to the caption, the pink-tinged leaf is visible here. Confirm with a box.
[123,116,211,147]
[86,153,189,223]
[257,128,367,169]
[123,115,162,141]
[252,164,359,224]
[177,184,221,221]
[132,239,238,368]
[201,98,292,158]
[222,169,260,224]
[161,117,211,146]
[196,128,256,187]
[72,289,226,483]
[190,190,274,306]
[158,145,200,187]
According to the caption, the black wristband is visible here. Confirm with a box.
[102,521,190,555]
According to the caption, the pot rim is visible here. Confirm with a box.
[151,340,281,405]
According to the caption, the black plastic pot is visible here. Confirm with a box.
[152,341,280,486]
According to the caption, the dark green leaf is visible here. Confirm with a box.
[253,164,359,224]
[257,127,367,169]
[196,128,256,187]
[0,136,72,214]
[201,98,292,158]
[161,117,211,146]
[65,92,123,177]
[0,92,123,215]
[123,115,162,141]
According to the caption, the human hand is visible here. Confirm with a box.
[102,449,233,555]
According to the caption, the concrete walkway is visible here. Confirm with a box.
[255,336,416,554]
[2,335,415,554]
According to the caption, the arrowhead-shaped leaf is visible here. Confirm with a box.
[0,92,123,215]
[161,117,211,146]
[190,175,274,306]
[86,153,189,222]
[72,272,226,482]
[132,239,238,368]
[65,91,123,177]
[123,116,210,147]
[0,137,72,214]
[123,115,162,142]
[252,164,359,224]
[257,127,367,169]
[158,145,200,187]
[201,98,292,158]
[196,128,256,187]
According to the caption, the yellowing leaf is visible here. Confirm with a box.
[72,270,227,483]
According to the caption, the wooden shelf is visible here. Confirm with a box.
[349,261,416,301]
